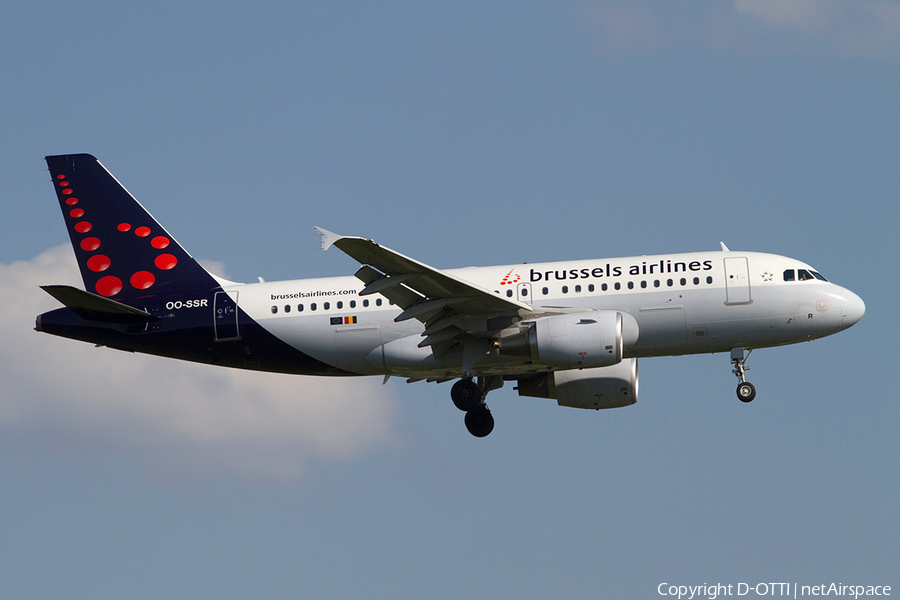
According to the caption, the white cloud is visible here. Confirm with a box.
[573,1,697,56]
[0,246,397,483]
[735,0,900,59]
[734,0,837,33]
[574,0,900,61]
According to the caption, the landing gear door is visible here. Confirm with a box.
[214,291,241,341]
[724,257,751,305]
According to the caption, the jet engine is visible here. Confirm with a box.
[498,310,638,369]
[515,359,639,410]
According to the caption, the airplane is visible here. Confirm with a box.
[36,154,866,437]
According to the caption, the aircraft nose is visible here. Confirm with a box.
[840,290,865,330]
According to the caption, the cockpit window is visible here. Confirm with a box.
[785,268,828,282]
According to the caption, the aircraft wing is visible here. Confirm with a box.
[315,227,567,349]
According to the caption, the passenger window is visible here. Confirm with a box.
[614,282,621,290]
[627,282,634,290]
[706,276,713,284]
[337,301,343,309]
[324,302,330,310]
[588,284,595,292]
[693,277,700,285]
[542,287,549,295]
[640,281,647,289]
[298,304,304,312]
[363,299,369,307]
[575,285,581,293]
[783,269,795,282]
[562,286,568,294]
[284,305,291,313]
[680,278,686,286]
[271,306,277,314]
[350,300,356,308]
[376,298,382,306]
[311,303,317,311]
[506,289,513,297]
[667,279,673,287]
[601,283,608,291]
[798,269,814,281]
[521,288,528,297]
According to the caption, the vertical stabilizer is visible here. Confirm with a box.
[45,154,220,299]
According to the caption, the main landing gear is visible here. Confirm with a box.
[731,347,756,403]
[451,377,495,437]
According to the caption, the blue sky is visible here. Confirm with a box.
[1,1,897,598]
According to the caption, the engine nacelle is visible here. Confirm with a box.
[516,359,639,410]
[498,310,638,369]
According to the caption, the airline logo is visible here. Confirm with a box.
[499,269,521,286]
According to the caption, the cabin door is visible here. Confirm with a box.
[214,291,241,341]
[724,257,752,305]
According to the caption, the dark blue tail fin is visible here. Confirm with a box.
[45,154,220,299]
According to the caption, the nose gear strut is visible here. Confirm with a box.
[731,347,756,403]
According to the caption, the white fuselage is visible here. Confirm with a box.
[224,250,864,378]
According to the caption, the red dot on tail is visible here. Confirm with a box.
[56,174,66,179]
[151,236,170,249]
[62,188,73,195]
[80,237,101,251]
[59,181,69,187]
[69,208,85,218]
[130,271,155,289]
[154,254,177,270]
[87,255,111,272]
[135,226,151,237]
[96,276,123,297]
[74,221,92,233]
[66,197,79,205]
[118,223,131,232]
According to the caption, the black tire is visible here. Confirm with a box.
[737,381,756,403]
[465,406,494,438]
[451,378,481,411]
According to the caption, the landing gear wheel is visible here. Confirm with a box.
[465,405,494,437]
[731,348,756,404]
[737,381,756,403]
[451,378,482,412]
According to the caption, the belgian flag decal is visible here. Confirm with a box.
[331,316,358,325]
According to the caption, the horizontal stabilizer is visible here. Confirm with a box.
[40,285,154,323]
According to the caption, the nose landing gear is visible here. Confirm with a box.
[731,347,756,403]
[450,376,497,437]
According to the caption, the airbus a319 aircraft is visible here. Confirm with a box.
[36,154,865,437]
